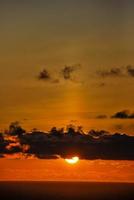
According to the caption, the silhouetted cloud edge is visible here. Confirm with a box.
[0,123,134,160]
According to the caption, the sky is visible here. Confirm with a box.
[0,158,134,182]
[0,0,134,134]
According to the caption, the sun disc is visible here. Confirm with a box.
[65,156,79,164]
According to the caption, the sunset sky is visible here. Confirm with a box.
[0,158,134,182]
[0,1,134,186]
[0,0,134,134]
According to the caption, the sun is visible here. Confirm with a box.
[65,156,79,164]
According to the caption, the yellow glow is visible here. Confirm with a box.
[65,156,79,164]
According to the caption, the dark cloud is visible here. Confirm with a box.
[38,69,60,84]
[9,121,26,136]
[127,65,134,77]
[61,65,75,80]
[97,67,123,78]
[61,64,80,81]
[97,65,134,79]
[111,110,134,119]
[38,69,51,80]
[0,123,134,160]
[37,64,81,83]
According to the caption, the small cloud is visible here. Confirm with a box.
[38,69,51,80]
[61,66,74,80]
[97,65,134,79]
[126,65,134,77]
[111,110,134,119]
[37,69,60,84]
[61,64,81,82]
[37,64,81,84]
[97,67,123,78]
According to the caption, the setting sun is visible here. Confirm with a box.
[65,157,79,164]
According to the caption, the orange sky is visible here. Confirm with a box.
[0,1,134,134]
[0,1,134,184]
[0,158,134,182]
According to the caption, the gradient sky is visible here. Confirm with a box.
[0,0,134,134]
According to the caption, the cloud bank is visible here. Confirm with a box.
[0,123,134,160]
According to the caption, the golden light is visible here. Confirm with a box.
[65,156,79,164]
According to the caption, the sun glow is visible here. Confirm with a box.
[65,156,79,164]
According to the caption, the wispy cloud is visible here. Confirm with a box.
[97,65,134,79]
[61,64,80,81]
[97,67,123,78]
[61,65,75,80]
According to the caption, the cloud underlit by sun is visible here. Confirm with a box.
[65,156,79,164]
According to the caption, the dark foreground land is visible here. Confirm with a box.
[0,181,134,200]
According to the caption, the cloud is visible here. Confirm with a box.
[38,69,60,84]
[97,65,134,79]
[111,110,134,119]
[37,64,81,84]
[61,64,81,82]
[36,64,134,85]
[3,153,37,159]
[126,65,134,77]
[97,67,123,78]
[38,69,51,80]
[61,66,75,80]
[0,123,134,160]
